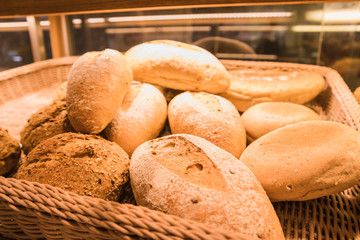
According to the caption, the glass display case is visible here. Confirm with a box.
[0,1,360,89]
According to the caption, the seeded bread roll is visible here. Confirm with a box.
[67,49,132,134]
[220,69,326,112]
[20,100,76,154]
[168,91,246,158]
[0,128,21,176]
[104,83,167,156]
[125,40,231,94]
[242,102,322,142]
[130,134,284,239]
[16,132,130,201]
[240,121,360,202]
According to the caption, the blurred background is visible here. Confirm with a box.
[0,1,360,90]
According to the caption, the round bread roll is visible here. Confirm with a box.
[0,128,21,176]
[124,40,231,94]
[131,134,284,239]
[240,121,360,202]
[242,102,322,142]
[20,100,76,154]
[67,49,132,134]
[104,83,167,156]
[16,132,130,201]
[353,86,360,105]
[53,81,67,101]
[220,69,326,112]
[168,91,246,158]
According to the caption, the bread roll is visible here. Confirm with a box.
[0,128,21,176]
[240,121,360,202]
[168,91,246,158]
[67,49,132,134]
[20,100,76,154]
[130,134,284,239]
[16,132,130,201]
[242,102,322,142]
[104,83,167,156]
[124,40,230,94]
[220,69,325,112]
[353,86,360,105]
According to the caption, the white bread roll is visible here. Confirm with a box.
[67,49,132,134]
[130,134,285,239]
[242,102,322,142]
[240,121,360,202]
[220,69,325,112]
[124,40,231,94]
[104,82,167,155]
[168,91,246,158]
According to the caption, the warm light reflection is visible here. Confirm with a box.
[306,9,360,23]
[105,26,210,34]
[0,22,28,28]
[87,18,105,23]
[219,25,288,32]
[107,12,294,23]
[292,25,360,32]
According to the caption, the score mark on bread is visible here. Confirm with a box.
[149,136,227,192]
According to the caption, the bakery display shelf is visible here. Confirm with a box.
[0,57,359,240]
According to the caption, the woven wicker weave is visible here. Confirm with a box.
[0,57,359,239]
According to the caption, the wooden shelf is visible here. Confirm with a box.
[0,0,352,18]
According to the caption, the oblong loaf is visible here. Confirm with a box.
[220,69,325,112]
[241,102,322,142]
[130,134,284,239]
[168,91,246,158]
[240,121,360,201]
[104,83,167,155]
[124,40,230,94]
[67,49,132,134]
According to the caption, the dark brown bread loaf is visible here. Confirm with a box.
[17,132,130,201]
[20,100,75,155]
[0,128,21,176]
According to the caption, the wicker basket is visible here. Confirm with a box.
[0,57,359,240]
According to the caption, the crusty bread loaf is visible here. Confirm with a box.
[168,91,246,158]
[0,128,21,176]
[240,121,360,202]
[20,100,76,154]
[130,134,284,239]
[124,40,231,94]
[67,49,132,134]
[220,69,326,112]
[16,132,130,201]
[242,102,322,142]
[353,86,360,104]
[104,83,167,156]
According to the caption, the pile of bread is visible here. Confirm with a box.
[2,40,360,240]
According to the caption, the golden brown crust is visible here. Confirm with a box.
[124,40,230,94]
[353,86,360,105]
[240,121,360,201]
[130,134,284,239]
[168,91,246,158]
[220,69,326,112]
[241,102,322,142]
[20,100,75,155]
[104,83,167,156]
[16,132,130,201]
[0,128,21,176]
[67,49,132,134]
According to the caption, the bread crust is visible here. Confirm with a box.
[168,91,246,158]
[125,40,230,94]
[130,134,284,239]
[240,121,360,201]
[0,128,21,176]
[104,83,167,155]
[16,132,130,201]
[67,49,132,134]
[220,69,325,112]
[242,102,322,142]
